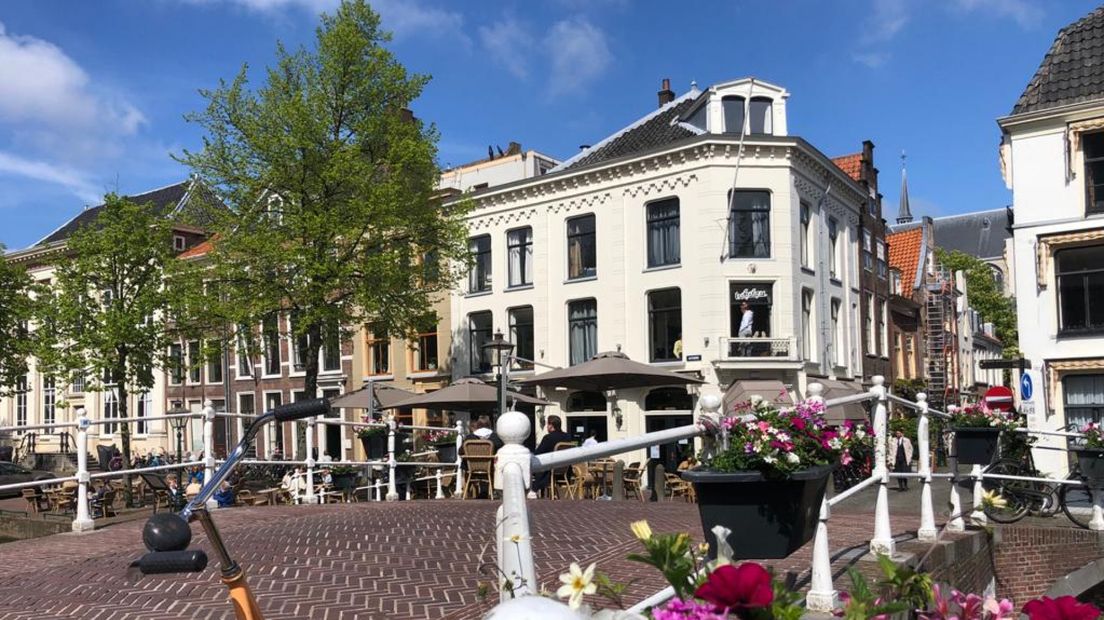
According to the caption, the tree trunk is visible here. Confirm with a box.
[115,358,134,508]
[304,322,322,399]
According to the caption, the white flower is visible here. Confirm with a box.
[785,452,800,464]
[763,455,776,464]
[556,562,597,610]
[855,428,866,439]
[828,438,842,450]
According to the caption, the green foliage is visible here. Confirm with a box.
[893,377,926,402]
[176,0,470,397]
[935,248,1017,350]
[890,415,919,447]
[0,247,34,396]
[626,531,700,600]
[838,558,914,620]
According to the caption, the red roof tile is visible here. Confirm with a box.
[831,153,863,182]
[887,227,924,293]
[178,238,213,260]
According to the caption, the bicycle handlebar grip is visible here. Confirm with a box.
[135,550,209,574]
[271,398,331,422]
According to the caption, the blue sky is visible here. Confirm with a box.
[0,0,1098,250]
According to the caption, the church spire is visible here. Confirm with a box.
[897,150,913,224]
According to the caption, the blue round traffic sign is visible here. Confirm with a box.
[1020,373,1033,400]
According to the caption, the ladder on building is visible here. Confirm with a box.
[924,267,957,413]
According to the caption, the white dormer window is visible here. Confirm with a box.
[173,235,186,251]
[686,103,707,131]
[722,96,745,134]
[749,97,773,135]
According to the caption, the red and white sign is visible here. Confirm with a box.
[983,386,1015,412]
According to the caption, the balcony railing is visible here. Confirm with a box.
[719,336,798,361]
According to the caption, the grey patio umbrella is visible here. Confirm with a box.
[330,384,416,410]
[380,377,550,411]
[517,351,705,392]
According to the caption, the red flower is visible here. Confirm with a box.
[694,563,773,612]
[1022,596,1102,620]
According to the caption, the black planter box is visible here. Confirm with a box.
[1073,448,1104,487]
[436,443,458,464]
[952,427,1001,465]
[332,472,358,491]
[681,464,833,559]
[360,434,387,460]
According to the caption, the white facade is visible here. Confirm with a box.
[1000,100,1104,475]
[439,147,559,193]
[449,79,869,453]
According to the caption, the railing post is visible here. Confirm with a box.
[804,383,838,611]
[947,417,966,532]
[1090,489,1104,531]
[870,376,895,556]
[455,420,464,498]
[304,415,317,505]
[916,393,937,542]
[970,464,986,524]
[386,415,399,502]
[203,401,218,510]
[72,410,94,533]
[495,410,536,600]
[374,478,382,502]
[435,468,445,499]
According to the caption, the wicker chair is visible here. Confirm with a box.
[622,462,645,501]
[461,440,495,499]
[550,442,578,499]
[22,488,49,513]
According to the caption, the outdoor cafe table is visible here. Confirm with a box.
[587,459,616,498]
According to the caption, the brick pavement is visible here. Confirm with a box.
[0,496,959,620]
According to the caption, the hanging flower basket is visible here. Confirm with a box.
[681,463,833,559]
[1073,448,1104,487]
[951,427,1001,465]
[331,470,359,491]
[435,442,458,464]
[358,432,387,460]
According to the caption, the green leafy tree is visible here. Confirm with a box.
[0,247,35,397]
[177,0,469,399]
[35,195,188,504]
[935,248,1018,355]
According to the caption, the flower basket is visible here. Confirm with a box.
[360,434,387,460]
[435,442,458,464]
[680,463,833,559]
[952,427,1001,465]
[1073,447,1104,487]
[331,471,358,491]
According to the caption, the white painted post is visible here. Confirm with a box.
[435,468,445,499]
[455,420,464,497]
[1089,489,1104,531]
[386,415,399,502]
[202,401,218,510]
[804,382,838,611]
[304,415,317,505]
[72,411,94,532]
[870,376,895,556]
[374,478,382,502]
[495,410,536,600]
[916,393,937,542]
[970,463,986,524]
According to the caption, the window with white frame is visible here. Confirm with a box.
[863,230,874,272]
[322,324,341,372]
[71,370,85,394]
[414,332,439,371]
[728,190,771,258]
[801,289,815,361]
[864,293,874,355]
[367,324,390,375]
[42,376,55,426]
[262,315,281,375]
[507,227,533,287]
[880,299,889,356]
[207,341,223,384]
[568,299,598,366]
[468,235,492,293]
[831,298,842,367]
[800,202,811,269]
[468,312,493,373]
[567,215,597,279]
[103,389,119,435]
[173,235,186,251]
[648,288,682,362]
[188,340,201,383]
[1056,244,1104,334]
[646,198,680,268]
[238,392,255,418]
[877,240,888,279]
[236,325,253,377]
[1083,132,1104,215]
[748,97,773,135]
[15,376,27,428]
[1065,374,1104,428]
[722,96,745,134]
[137,392,151,435]
[170,343,184,385]
[509,307,534,370]
[828,217,839,279]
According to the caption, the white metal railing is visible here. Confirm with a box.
[719,336,798,361]
[4,402,465,530]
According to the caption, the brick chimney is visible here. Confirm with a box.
[657,78,675,107]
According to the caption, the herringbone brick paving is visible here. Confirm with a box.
[0,499,945,619]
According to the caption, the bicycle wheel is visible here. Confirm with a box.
[982,461,1030,523]
[1059,477,1093,530]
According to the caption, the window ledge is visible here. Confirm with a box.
[800,267,815,276]
[1057,329,1104,340]
[362,374,394,382]
[650,361,685,368]
[261,374,283,380]
[565,275,598,284]
[643,263,680,273]
[505,284,534,292]
[829,277,843,286]
[465,290,493,299]
[406,371,445,380]
[725,256,773,261]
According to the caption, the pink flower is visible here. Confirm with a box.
[694,562,773,612]
[1022,596,1102,620]
[840,450,853,466]
[985,597,1015,619]
[652,598,727,620]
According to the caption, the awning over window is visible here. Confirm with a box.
[815,379,870,425]
[722,379,793,413]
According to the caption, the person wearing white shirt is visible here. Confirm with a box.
[738,301,755,356]
[582,430,599,447]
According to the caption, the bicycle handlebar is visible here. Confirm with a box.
[271,398,330,423]
[133,550,208,574]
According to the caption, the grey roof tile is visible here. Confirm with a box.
[556,95,701,172]
[931,208,1011,260]
[1013,6,1104,115]
[36,181,197,246]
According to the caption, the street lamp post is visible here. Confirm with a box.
[483,330,515,420]
[168,402,188,464]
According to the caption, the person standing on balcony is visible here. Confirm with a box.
[888,430,913,491]
[738,301,754,356]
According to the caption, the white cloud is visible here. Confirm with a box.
[479,18,534,79]
[0,151,103,204]
[862,0,909,44]
[852,51,891,68]
[0,22,145,137]
[951,0,1043,28]
[544,17,612,96]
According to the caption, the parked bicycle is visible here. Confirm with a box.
[130,398,331,620]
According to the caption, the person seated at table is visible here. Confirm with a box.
[533,416,574,494]
[582,429,599,447]
[213,481,235,508]
[320,468,333,486]
[281,467,307,502]
[165,474,186,511]
[470,415,504,450]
